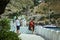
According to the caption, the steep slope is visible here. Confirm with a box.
[45,0,60,13]
[2,0,34,15]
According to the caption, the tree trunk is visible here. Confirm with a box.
[0,0,10,15]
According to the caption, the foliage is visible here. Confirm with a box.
[4,0,34,16]
[34,0,40,6]
[49,13,60,19]
[0,18,21,40]
[36,2,49,14]
[0,30,20,40]
[0,18,10,31]
[8,12,20,19]
[9,0,34,11]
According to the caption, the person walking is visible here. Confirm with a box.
[15,17,21,34]
[29,19,35,34]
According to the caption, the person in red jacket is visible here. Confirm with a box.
[29,19,35,34]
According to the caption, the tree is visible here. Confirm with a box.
[0,0,10,15]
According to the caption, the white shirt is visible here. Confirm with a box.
[15,19,20,26]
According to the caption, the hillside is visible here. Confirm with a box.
[2,0,34,15]
[45,0,60,13]
[2,0,60,16]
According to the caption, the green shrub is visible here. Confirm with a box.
[0,18,21,40]
[8,12,19,19]
[0,18,10,31]
[0,30,21,40]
